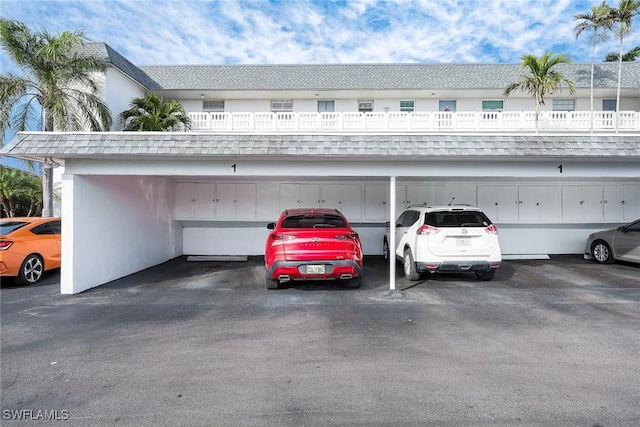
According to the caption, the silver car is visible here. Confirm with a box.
[584,219,640,264]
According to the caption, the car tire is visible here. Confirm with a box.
[16,254,44,285]
[592,241,613,264]
[475,269,495,281]
[266,275,279,289]
[345,276,362,289]
[382,238,390,263]
[403,249,420,281]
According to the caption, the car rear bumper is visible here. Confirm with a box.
[0,254,21,277]
[415,260,501,273]
[267,259,362,282]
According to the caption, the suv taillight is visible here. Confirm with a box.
[335,232,358,240]
[417,225,440,235]
[270,234,296,241]
[485,224,498,234]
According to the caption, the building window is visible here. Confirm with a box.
[482,100,503,110]
[553,99,575,111]
[358,100,373,113]
[271,100,293,112]
[439,100,456,112]
[400,100,415,112]
[203,100,224,111]
[603,99,616,111]
[318,101,335,112]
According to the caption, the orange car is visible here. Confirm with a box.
[0,217,61,285]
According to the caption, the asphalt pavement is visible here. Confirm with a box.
[1,255,639,426]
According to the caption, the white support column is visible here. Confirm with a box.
[60,173,75,294]
[389,176,396,291]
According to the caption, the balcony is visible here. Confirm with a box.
[187,111,640,133]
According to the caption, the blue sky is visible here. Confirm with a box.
[2,0,639,67]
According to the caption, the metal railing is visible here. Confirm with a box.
[187,111,640,133]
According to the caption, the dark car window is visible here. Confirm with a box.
[402,211,420,227]
[30,222,56,235]
[281,213,346,229]
[426,211,491,227]
[49,220,61,235]
[395,212,408,227]
[625,221,640,232]
[0,221,29,235]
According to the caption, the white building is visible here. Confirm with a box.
[2,42,639,294]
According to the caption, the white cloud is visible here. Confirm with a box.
[1,0,639,66]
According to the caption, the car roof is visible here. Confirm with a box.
[281,208,343,216]
[0,217,61,224]
[404,205,482,212]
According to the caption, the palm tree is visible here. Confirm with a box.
[610,0,640,115]
[119,93,191,131]
[0,18,112,217]
[575,1,615,130]
[504,52,576,128]
[604,44,640,60]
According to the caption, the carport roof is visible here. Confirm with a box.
[3,132,640,162]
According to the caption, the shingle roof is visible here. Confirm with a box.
[81,42,640,91]
[83,43,161,90]
[3,132,639,160]
[138,62,640,91]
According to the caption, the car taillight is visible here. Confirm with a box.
[0,240,12,250]
[335,232,358,240]
[271,234,296,241]
[417,225,440,235]
[485,224,498,234]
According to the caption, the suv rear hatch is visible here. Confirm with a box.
[421,210,499,257]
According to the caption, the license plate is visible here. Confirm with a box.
[307,264,325,274]
[456,238,471,246]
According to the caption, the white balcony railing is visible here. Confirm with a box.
[187,111,640,133]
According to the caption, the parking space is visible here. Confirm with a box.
[1,256,639,425]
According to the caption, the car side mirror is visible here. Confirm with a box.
[267,223,276,230]
[617,226,627,232]
[385,221,390,227]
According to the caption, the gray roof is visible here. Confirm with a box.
[3,132,639,160]
[82,42,640,92]
[83,43,161,90]
[138,62,640,91]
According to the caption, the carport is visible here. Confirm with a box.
[2,131,639,294]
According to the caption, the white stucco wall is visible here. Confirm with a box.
[178,93,639,116]
[61,174,180,294]
[105,69,147,130]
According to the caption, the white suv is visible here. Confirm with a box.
[383,205,502,281]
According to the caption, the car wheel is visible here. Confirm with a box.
[16,254,44,285]
[403,249,420,281]
[382,238,390,263]
[266,275,279,289]
[592,241,613,264]
[345,276,362,289]
[475,269,495,281]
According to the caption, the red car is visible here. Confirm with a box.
[265,208,363,289]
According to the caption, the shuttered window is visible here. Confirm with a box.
[400,100,415,112]
[358,100,373,112]
[553,99,575,111]
[482,100,503,110]
[271,100,293,112]
[203,100,224,111]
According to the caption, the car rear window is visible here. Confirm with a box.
[425,211,491,227]
[0,221,29,235]
[281,213,347,229]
